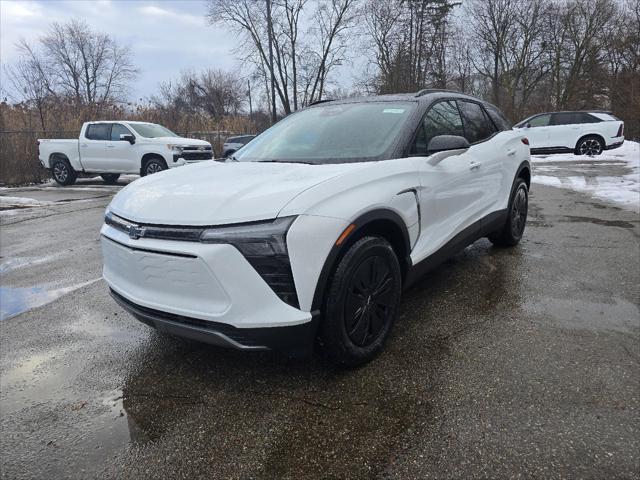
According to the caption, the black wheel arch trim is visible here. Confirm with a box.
[515,160,531,191]
[310,208,412,315]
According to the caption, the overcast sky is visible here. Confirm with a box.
[0,0,243,101]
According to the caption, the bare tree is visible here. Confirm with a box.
[7,19,137,120]
[363,0,459,94]
[206,0,359,114]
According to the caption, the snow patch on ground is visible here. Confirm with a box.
[532,140,640,211]
[0,196,54,207]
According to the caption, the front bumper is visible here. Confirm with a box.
[101,224,312,329]
[110,289,317,355]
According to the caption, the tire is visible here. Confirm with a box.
[142,157,167,176]
[488,178,528,247]
[575,135,604,156]
[51,158,77,186]
[100,173,120,184]
[318,236,402,367]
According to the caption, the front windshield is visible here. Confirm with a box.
[235,102,416,164]
[129,123,178,138]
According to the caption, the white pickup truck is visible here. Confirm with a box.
[38,121,214,185]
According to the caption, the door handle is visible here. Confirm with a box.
[470,161,481,170]
[80,144,88,148]
[507,148,516,156]
[106,145,115,148]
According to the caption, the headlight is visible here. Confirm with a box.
[167,144,184,152]
[201,217,299,307]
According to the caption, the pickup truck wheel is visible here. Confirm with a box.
[488,178,528,247]
[100,174,120,184]
[142,158,167,176]
[51,158,77,186]
[318,236,402,367]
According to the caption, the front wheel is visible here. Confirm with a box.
[318,236,402,366]
[100,173,120,184]
[489,178,528,247]
[142,157,167,176]
[51,158,77,186]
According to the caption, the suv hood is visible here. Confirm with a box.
[108,161,361,225]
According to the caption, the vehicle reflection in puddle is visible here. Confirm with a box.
[0,279,101,320]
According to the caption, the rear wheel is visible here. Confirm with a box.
[575,136,604,156]
[318,236,402,366]
[489,178,528,247]
[142,157,167,176]
[51,158,77,186]
[100,173,120,184]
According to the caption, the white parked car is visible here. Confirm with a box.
[514,111,624,156]
[38,121,213,186]
[101,90,531,365]
[221,135,256,158]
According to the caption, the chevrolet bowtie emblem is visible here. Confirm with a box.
[128,224,146,240]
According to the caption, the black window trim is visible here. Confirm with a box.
[405,98,464,157]
[456,99,500,146]
[405,97,502,156]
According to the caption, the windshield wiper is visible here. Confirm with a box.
[257,159,314,164]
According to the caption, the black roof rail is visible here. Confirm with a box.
[415,88,463,97]
[308,98,335,106]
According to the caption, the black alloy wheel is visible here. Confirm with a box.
[318,236,402,366]
[345,255,396,347]
[488,178,528,247]
[577,137,603,156]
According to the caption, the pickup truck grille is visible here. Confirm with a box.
[178,145,213,161]
[182,151,213,160]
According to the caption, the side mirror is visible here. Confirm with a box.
[120,134,135,144]
[524,122,531,129]
[427,135,470,154]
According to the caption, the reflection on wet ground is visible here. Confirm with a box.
[0,280,100,320]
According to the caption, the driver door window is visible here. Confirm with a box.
[411,101,464,155]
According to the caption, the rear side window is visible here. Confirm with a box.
[411,100,464,155]
[86,124,111,140]
[484,104,511,130]
[457,100,497,143]
[110,124,131,141]
[573,113,601,124]
[529,114,551,127]
[550,112,575,126]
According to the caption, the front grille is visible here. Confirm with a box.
[104,213,299,308]
[182,151,213,160]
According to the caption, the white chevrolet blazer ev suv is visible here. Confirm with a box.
[101,90,531,366]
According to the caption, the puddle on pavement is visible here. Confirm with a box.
[0,279,101,320]
[562,215,636,229]
[523,297,639,334]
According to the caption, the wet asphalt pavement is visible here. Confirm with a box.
[1,178,639,479]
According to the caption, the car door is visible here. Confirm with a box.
[548,112,578,149]
[457,100,504,218]
[81,123,110,171]
[522,114,552,149]
[411,100,485,259]
[105,123,138,172]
